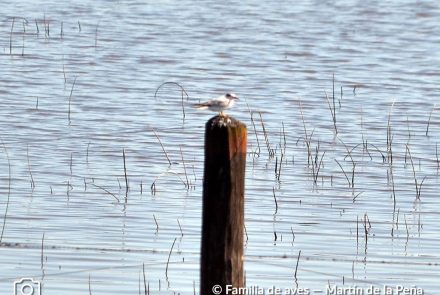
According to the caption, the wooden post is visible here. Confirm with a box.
[201,115,247,294]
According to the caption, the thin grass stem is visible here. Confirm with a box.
[165,238,177,280]
[68,76,77,124]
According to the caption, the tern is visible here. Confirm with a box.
[193,93,239,116]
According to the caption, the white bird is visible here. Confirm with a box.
[193,93,239,116]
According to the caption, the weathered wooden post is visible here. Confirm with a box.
[201,115,247,294]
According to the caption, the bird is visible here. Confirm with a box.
[193,93,239,116]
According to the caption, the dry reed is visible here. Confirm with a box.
[165,238,177,280]
[152,129,171,165]
[123,149,129,200]
[153,214,159,233]
[426,104,436,136]
[27,145,35,189]
[294,250,301,282]
[68,76,77,124]
[154,81,189,120]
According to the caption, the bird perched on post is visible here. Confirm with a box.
[193,93,239,116]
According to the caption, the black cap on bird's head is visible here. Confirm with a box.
[225,93,239,100]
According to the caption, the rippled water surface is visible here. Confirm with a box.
[1,1,440,294]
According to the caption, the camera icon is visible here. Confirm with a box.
[13,278,41,295]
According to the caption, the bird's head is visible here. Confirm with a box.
[225,93,239,100]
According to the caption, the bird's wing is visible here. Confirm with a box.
[192,101,211,109]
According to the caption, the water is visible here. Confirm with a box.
[1,1,439,294]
